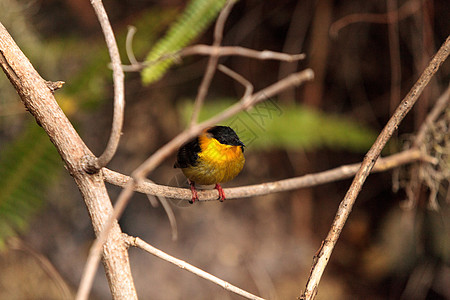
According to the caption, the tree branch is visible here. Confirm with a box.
[87,0,125,171]
[0,22,137,300]
[102,148,427,201]
[126,235,265,300]
[301,35,450,300]
[120,45,306,72]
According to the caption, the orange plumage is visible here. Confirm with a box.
[174,126,245,203]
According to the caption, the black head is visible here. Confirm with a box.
[207,126,245,149]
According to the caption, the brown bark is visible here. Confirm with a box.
[0,23,137,299]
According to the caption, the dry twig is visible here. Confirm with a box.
[121,45,305,72]
[103,148,427,201]
[190,0,236,126]
[301,35,450,300]
[87,0,125,171]
[217,64,254,99]
[126,235,265,300]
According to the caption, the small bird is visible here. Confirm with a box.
[174,126,245,203]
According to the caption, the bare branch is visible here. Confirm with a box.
[301,35,450,300]
[103,148,426,201]
[120,45,306,72]
[125,26,138,65]
[0,22,137,300]
[126,235,265,300]
[218,64,254,99]
[181,45,306,62]
[190,0,237,126]
[87,0,125,171]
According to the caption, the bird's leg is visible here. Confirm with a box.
[215,184,226,202]
[189,181,199,204]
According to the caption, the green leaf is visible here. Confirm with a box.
[178,99,377,152]
[141,0,227,84]
[0,123,62,248]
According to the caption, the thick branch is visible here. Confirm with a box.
[103,148,426,201]
[0,23,136,300]
[301,35,450,300]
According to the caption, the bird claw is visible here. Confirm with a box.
[215,184,226,202]
[189,182,226,203]
[189,181,199,204]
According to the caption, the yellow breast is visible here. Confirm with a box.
[181,135,245,185]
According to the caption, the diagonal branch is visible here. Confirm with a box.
[126,235,265,300]
[301,35,450,300]
[0,22,137,300]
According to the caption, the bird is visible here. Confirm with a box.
[174,125,245,203]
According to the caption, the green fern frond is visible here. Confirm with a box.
[178,99,377,152]
[0,123,62,249]
[142,0,227,84]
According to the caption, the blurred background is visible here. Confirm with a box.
[0,0,449,299]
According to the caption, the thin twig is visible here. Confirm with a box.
[190,0,236,126]
[181,45,306,62]
[8,238,72,300]
[217,64,254,99]
[126,26,138,65]
[147,193,178,241]
[126,235,265,300]
[88,0,125,171]
[329,0,423,38]
[103,148,427,201]
[78,68,314,299]
[414,83,450,147]
[120,45,306,72]
[301,35,450,300]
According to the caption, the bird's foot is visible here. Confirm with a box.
[215,184,226,202]
[189,181,199,204]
